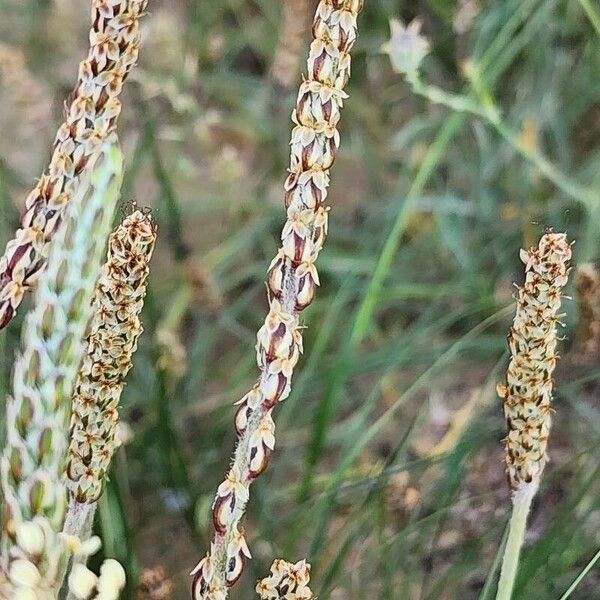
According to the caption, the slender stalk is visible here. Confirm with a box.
[62,504,97,547]
[59,503,97,600]
[496,484,536,600]
[558,547,600,600]
[405,74,597,209]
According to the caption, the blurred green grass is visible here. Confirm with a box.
[1,0,600,598]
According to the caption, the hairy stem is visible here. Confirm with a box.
[496,484,536,600]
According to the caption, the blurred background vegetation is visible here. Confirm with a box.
[1,0,599,598]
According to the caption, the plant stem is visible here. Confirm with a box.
[558,547,600,600]
[406,76,597,209]
[63,501,97,542]
[496,484,537,600]
[59,502,98,600]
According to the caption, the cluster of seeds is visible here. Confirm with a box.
[497,232,571,491]
[191,1,363,598]
[0,149,123,599]
[256,559,313,600]
[67,208,156,504]
[0,0,147,330]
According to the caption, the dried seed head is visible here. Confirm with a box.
[0,0,147,330]
[498,232,571,491]
[192,1,363,597]
[67,208,156,504]
[0,146,123,596]
[256,559,314,600]
[572,263,600,362]
[136,566,174,600]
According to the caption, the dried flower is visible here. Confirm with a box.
[0,146,123,598]
[0,0,148,330]
[572,263,600,361]
[381,18,430,76]
[66,208,156,506]
[136,566,174,600]
[497,232,571,491]
[191,1,363,597]
[256,559,314,600]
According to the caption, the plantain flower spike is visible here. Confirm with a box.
[0,146,124,599]
[191,1,364,598]
[66,207,156,517]
[498,232,571,492]
[0,0,148,330]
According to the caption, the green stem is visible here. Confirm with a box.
[496,484,537,600]
[59,502,98,600]
[558,547,600,600]
[407,77,597,209]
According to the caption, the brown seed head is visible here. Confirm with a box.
[572,263,600,361]
[67,208,156,504]
[192,1,363,597]
[0,0,148,330]
[499,232,571,491]
[256,559,314,600]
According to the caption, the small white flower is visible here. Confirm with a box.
[381,18,430,75]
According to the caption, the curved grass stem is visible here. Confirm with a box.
[406,76,597,209]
